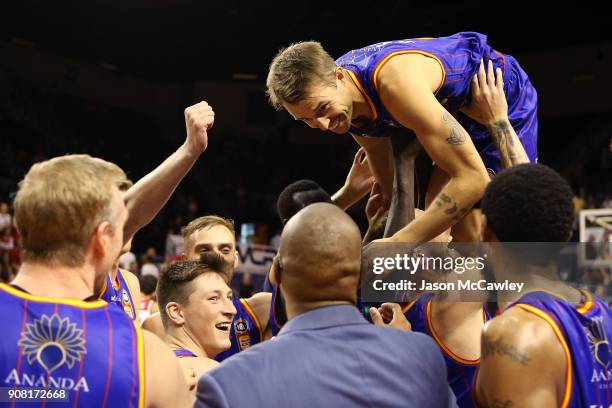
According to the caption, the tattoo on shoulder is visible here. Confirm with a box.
[482,337,531,366]
[491,400,514,408]
[442,112,466,145]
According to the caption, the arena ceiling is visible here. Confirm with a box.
[4,1,608,82]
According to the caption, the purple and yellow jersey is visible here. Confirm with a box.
[0,283,144,408]
[335,31,538,175]
[403,293,489,408]
[505,290,612,407]
[99,269,137,320]
[172,349,197,358]
[214,296,262,362]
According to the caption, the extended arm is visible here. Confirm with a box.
[377,55,489,244]
[123,102,214,242]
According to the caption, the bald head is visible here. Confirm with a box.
[278,203,362,304]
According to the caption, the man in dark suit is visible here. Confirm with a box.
[196,203,455,408]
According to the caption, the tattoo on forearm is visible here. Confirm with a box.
[482,337,531,365]
[491,400,514,408]
[444,202,458,215]
[443,112,467,145]
[489,120,528,166]
[434,193,466,220]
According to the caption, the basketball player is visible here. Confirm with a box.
[143,215,274,360]
[360,65,530,407]
[475,164,612,407]
[157,255,236,390]
[1,154,192,407]
[100,238,141,320]
[267,32,535,244]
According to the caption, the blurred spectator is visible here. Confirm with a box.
[165,218,184,261]
[0,227,14,252]
[119,248,138,274]
[139,274,159,324]
[141,247,161,278]
[0,202,11,231]
[0,227,15,282]
[573,188,586,214]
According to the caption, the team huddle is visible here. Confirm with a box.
[1,32,610,408]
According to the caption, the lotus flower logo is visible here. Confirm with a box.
[586,316,610,370]
[18,314,86,373]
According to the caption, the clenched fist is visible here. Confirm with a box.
[184,101,215,155]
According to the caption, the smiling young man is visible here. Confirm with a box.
[267,32,535,244]
[143,215,274,359]
[157,255,237,390]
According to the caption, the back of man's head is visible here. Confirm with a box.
[14,154,129,267]
[277,180,332,225]
[481,164,574,264]
[156,252,232,329]
[278,203,361,304]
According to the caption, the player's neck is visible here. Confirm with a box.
[495,264,580,310]
[285,300,354,321]
[342,73,374,123]
[109,262,119,282]
[167,328,209,359]
[13,261,97,299]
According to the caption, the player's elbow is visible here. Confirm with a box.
[459,168,489,203]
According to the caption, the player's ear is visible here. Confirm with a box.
[480,214,499,242]
[335,66,344,80]
[233,249,240,269]
[91,221,113,260]
[166,302,185,326]
[270,255,282,286]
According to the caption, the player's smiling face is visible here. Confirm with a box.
[183,273,236,358]
[283,81,353,134]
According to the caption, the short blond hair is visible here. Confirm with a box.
[14,154,129,266]
[183,215,236,245]
[266,41,337,109]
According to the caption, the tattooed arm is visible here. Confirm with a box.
[461,60,530,169]
[374,54,489,244]
[475,307,567,408]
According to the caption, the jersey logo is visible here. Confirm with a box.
[234,318,251,351]
[121,289,135,318]
[586,316,611,369]
[18,314,87,373]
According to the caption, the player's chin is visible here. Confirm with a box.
[216,337,232,351]
[330,122,350,134]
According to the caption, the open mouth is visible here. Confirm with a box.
[215,322,231,332]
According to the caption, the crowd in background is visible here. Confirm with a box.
[1,75,611,301]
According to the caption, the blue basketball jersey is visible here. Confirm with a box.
[507,290,612,407]
[403,293,488,407]
[335,31,538,175]
[0,283,144,408]
[99,269,137,320]
[214,296,262,362]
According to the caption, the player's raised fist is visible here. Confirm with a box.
[184,101,215,154]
